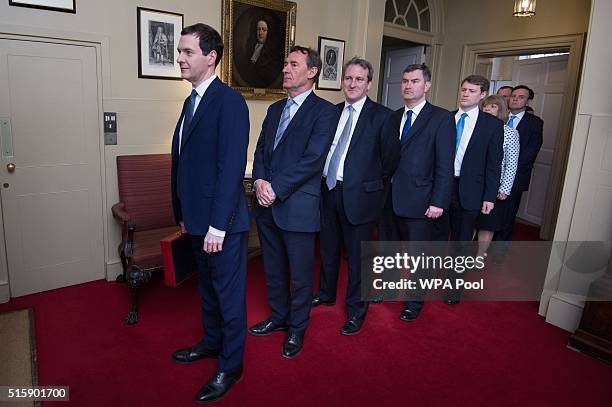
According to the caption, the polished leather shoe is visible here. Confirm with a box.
[340,317,364,335]
[311,296,336,307]
[248,318,289,337]
[399,308,420,322]
[195,368,242,404]
[172,346,219,364]
[444,299,460,305]
[281,332,304,359]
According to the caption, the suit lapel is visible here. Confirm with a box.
[273,91,318,151]
[180,77,222,149]
[265,101,284,159]
[402,102,433,149]
[346,98,373,156]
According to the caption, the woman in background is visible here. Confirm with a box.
[476,95,520,249]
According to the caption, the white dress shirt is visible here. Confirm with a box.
[507,110,526,129]
[399,99,427,139]
[178,74,217,150]
[454,106,480,176]
[323,95,367,180]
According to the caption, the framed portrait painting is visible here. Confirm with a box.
[137,7,184,80]
[316,36,345,91]
[221,0,297,100]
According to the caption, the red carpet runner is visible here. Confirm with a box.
[0,224,610,406]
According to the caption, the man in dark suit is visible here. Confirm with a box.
[494,85,543,241]
[378,63,455,321]
[169,24,250,404]
[249,46,338,359]
[311,57,400,335]
[435,75,503,303]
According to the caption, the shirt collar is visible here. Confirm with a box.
[289,88,312,107]
[345,95,368,114]
[511,110,526,119]
[404,99,427,116]
[193,74,217,98]
[458,105,480,119]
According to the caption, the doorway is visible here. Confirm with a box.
[379,36,426,110]
[459,34,585,240]
[0,38,105,297]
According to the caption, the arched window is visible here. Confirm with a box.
[384,0,431,32]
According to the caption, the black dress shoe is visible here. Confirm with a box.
[311,296,336,307]
[248,318,289,337]
[281,332,304,359]
[399,308,420,322]
[444,299,460,305]
[340,317,364,335]
[172,346,219,364]
[195,367,242,404]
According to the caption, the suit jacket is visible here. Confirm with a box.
[252,91,338,232]
[335,97,400,225]
[391,102,455,218]
[513,112,544,193]
[171,77,250,235]
[454,110,504,211]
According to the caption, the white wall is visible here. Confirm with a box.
[541,0,612,331]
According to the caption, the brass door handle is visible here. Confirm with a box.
[6,163,15,173]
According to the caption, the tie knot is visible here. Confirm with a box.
[286,98,294,107]
[407,109,413,116]
[190,89,198,100]
[461,112,468,119]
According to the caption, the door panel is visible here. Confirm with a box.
[511,55,568,225]
[0,39,104,297]
[382,46,425,110]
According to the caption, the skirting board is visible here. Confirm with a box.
[106,261,123,282]
[545,294,584,332]
[0,282,8,304]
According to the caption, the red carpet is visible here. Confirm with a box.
[0,225,610,406]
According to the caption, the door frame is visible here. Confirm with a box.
[0,24,109,302]
[458,33,585,240]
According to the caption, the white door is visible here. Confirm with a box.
[0,39,104,297]
[381,46,425,110]
[511,55,569,225]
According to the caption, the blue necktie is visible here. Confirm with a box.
[507,114,517,128]
[400,110,413,144]
[274,98,294,150]
[326,105,354,190]
[181,89,198,150]
[455,112,468,156]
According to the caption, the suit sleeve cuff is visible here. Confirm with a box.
[208,226,226,238]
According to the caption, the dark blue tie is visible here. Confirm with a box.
[400,110,413,144]
[455,112,468,155]
[181,89,198,150]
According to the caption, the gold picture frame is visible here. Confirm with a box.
[221,0,296,100]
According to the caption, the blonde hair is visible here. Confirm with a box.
[480,95,509,122]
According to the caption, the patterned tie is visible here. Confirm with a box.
[181,89,198,150]
[273,98,295,150]
[507,114,517,128]
[400,110,413,144]
[326,105,354,190]
[455,112,468,156]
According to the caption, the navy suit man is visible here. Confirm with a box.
[311,58,400,335]
[434,75,503,303]
[249,46,338,359]
[169,24,249,404]
[378,63,455,321]
[494,85,543,241]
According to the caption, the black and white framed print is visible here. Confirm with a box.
[316,36,345,91]
[137,7,184,80]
